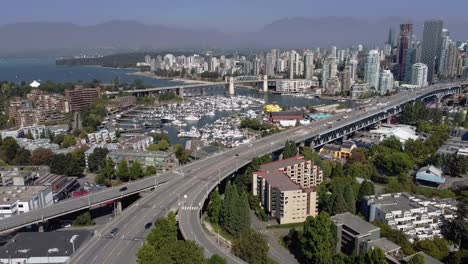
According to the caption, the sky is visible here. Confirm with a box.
[3,0,468,31]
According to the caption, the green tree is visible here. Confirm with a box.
[0,137,19,164]
[117,160,130,181]
[343,184,356,214]
[168,240,206,264]
[88,147,109,172]
[146,211,178,249]
[129,161,144,180]
[232,229,269,264]
[381,136,402,151]
[145,165,157,176]
[208,189,222,224]
[174,144,190,164]
[407,254,425,264]
[136,243,158,264]
[372,221,415,255]
[331,163,344,177]
[98,157,115,186]
[12,148,31,165]
[300,213,335,264]
[158,139,169,151]
[413,237,449,260]
[365,248,387,264]
[283,140,297,158]
[208,255,227,264]
[62,134,77,148]
[73,211,94,226]
[357,180,375,203]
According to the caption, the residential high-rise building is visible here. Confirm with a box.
[411,63,428,88]
[403,48,417,82]
[365,50,381,91]
[275,59,285,73]
[446,41,460,78]
[379,70,394,95]
[322,58,330,88]
[253,59,261,76]
[340,66,352,92]
[337,49,347,65]
[266,53,275,77]
[397,23,413,80]
[289,51,297,79]
[209,57,218,72]
[303,52,315,80]
[438,29,450,75]
[243,61,253,75]
[271,49,279,62]
[252,156,323,224]
[329,56,338,78]
[421,19,444,83]
[347,59,358,80]
[65,86,101,112]
[387,28,397,48]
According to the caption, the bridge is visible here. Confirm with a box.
[0,81,465,263]
[128,75,279,97]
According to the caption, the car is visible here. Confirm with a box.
[144,222,153,229]
[119,186,128,192]
[110,228,119,236]
[234,153,239,157]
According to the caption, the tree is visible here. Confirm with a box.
[365,248,387,264]
[88,147,109,172]
[129,161,144,180]
[98,157,115,186]
[146,212,178,250]
[407,254,425,264]
[381,136,402,151]
[0,137,19,164]
[208,189,222,224]
[331,192,348,215]
[12,148,31,165]
[232,229,269,264]
[173,144,190,164]
[31,147,54,165]
[343,184,356,214]
[208,255,227,264]
[331,163,344,177]
[117,160,130,181]
[62,134,77,148]
[158,139,169,151]
[136,243,158,264]
[283,140,297,158]
[300,213,335,264]
[357,180,375,203]
[145,165,157,176]
[168,240,207,264]
[73,211,94,226]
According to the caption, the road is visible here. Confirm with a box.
[0,81,465,263]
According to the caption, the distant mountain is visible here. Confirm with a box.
[0,18,467,54]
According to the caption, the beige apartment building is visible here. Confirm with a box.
[252,156,323,224]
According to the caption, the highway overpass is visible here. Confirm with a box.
[0,81,465,263]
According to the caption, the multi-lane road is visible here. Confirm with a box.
[0,81,465,263]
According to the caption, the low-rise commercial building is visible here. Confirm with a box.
[275,79,316,93]
[331,213,401,260]
[252,156,323,224]
[361,192,457,242]
[415,165,445,188]
[0,230,92,264]
[0,185,53,219]
[319,140,357,160]
[356,124,419,144]
[107,150,179,172]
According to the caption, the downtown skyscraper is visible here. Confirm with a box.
[397,23,413,81]
[421,19,444,83]
[303,51,315,80]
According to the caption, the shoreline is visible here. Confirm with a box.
[129,71,220,85]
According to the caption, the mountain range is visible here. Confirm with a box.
[1,17,467,54]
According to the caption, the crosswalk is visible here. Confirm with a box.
[181,206,200,211]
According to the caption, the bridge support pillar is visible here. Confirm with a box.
[228,76,235,96]
[262,75,268,93]
[38,222,44,232]
[116,201,123,215]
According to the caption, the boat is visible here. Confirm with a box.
[184,115,200,121]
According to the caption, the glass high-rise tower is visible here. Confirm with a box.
[421,19,443,83]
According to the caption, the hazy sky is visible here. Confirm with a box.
[3,0,467,31]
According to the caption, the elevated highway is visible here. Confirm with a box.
[0,81,465,263]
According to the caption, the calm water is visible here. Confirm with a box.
[0,59,344,144]
[0,58,185,86]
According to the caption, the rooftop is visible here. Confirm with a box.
[331,212,380,236]
[403,252,443,264]
[0,185,50,204]
[108,150,173,158]
[0,231,92,259]
[367,238,401,253]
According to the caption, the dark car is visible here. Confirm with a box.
[110,228,119,236]
[119,186,128,192]
[235,153,239,157]
[144,222,153,229]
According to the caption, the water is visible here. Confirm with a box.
[0,58,185,86]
